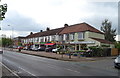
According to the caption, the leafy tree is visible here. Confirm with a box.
[2,38,13,47]
[0,3,7,20]
[101,19,116,42]
[18,42,22,46]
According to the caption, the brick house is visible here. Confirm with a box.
[21,22,114,50]
[59,22,114,50]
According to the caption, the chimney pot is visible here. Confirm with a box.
[64,24,69,27]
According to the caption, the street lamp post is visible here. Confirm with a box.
[8,25,14,39]
[8,25,14,50]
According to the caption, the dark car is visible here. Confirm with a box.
[0,48,3,54]
[114,55,120,68]
[38,47,45,51]
[45,47,53,52]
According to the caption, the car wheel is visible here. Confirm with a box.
[114,66,117,68]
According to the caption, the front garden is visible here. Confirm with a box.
[57,46,112,59]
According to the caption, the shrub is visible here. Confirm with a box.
[89,46,104,57]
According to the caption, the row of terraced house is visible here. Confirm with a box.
[14,22,114,51]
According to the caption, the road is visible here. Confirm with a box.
[2,50,120,77]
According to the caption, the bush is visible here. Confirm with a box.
[89,46,104,57]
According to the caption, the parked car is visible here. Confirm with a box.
[29,46,33,50]
[12,46,18,49]
[45,47,53,52]
[23,46,28,50]
[31,47,38,51]
[52,48,60,53]
[17,46,23,49]
[31,46,38,51]
[38,47,45,51]
[0,48,3,54]
[114,55,120,68]
[31,45,38,51]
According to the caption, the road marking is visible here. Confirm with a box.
[3,58,37,77]
[18,66,36,77]
[65,68,80,73]
[0,62,20,78]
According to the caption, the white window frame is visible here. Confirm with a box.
[70,33,74,40]
[78,32,84,40]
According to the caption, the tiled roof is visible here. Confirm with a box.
[26,22,103,38]
[59,22,104,34]
[90,37,113,44]
[14,36,26,39]
[26,27,64,38]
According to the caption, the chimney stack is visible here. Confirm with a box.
[40,30,43,32]
[64,24,69,27]
[46,27,50,31]
[30,32,33,35]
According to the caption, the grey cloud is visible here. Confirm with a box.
[2,11,45,32]
[78,2,118,32]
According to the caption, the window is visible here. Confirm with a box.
[70,33,74,40]
[59,35,63,41]
[52,35,55,41]
[37,38,39,42]
[41,38,44,42]
[48,36,50,42]
[78,32,84,39]
[66,34,69,41]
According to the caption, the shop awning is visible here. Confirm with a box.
[45,43,55,45]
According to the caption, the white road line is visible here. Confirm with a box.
[3,58,37,77]
[18,66,36,77]
[0,62,20,78]
[65,68,81,73]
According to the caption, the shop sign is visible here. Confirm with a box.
[40,42,46,44]
[70,41,95,44]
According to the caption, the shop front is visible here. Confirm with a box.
[69,41,95,51]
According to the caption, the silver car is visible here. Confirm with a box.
[114,55,120,68]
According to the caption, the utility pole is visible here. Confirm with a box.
[8,25,14,39]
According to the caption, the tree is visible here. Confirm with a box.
[101,19,116,42]
[0,3,7,20]
[0,3,7,30]
[2,38,13,47]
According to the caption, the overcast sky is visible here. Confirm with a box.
[0,0,119,40]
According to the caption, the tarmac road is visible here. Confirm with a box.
[2,50,119,77]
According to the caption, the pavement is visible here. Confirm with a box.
[2,65,19,78]
[5,48,117,62]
